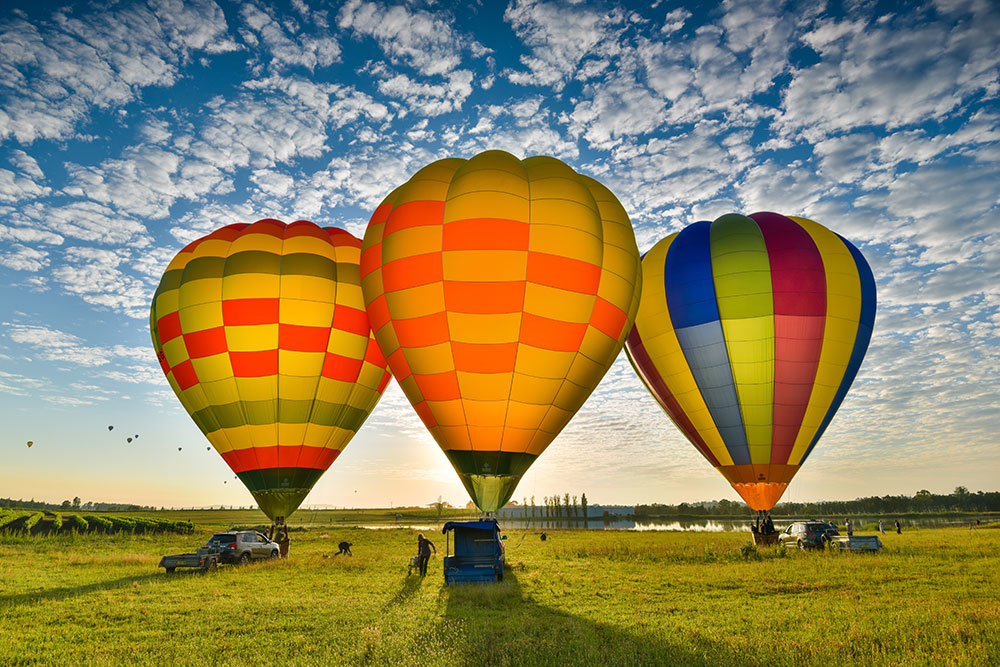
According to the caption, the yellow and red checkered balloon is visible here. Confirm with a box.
[360,151,642,512]
[150,219,390,521]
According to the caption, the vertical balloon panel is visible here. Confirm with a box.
[626,212,875,511]
[361,150,642,513]
[151,220,391,521]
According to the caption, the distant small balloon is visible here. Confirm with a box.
[27,441,33,447]
[178,447,182,451]
[206,446,210,451]
[134,434,139,439]
[127,437,133,443]
[108,426,114,431]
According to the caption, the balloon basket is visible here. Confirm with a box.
[752,532,779,547]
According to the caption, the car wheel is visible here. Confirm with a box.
[165,566,176,573]
[270,549,279,560]
[797,539,806,550]
[238,552,251,565]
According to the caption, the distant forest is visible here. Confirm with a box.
[635,487,1000,517]
[0,497,155,512]
[5,486,998,516]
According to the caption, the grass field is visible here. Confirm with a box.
[2,519,998,666]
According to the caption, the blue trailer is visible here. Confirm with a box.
[442,519,506,584]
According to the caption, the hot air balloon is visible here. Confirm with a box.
[26,441,33,447]
[151,219,392,523]
[625,212,875,512]
[361,150,642,513]
[108,426,114,431]
[127,437,133,443]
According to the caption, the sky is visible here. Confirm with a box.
[1,0,997,511]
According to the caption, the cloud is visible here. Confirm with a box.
[777,2,1000,139]
[50,247,155,319]
[0,1,234,144]
[239,2,340,71]
[0,243,49,271]
[503,0,625,91]
[337,0,486,77]
[13,200,151,246]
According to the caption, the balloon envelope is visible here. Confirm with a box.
[361,151,642,512]
[625,212,875,511]
[151,219,391,521]
[26,441,33,447]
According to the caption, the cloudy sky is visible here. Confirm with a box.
[1,0,997,511]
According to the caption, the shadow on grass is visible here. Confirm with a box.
[0,571,178,609]
[382,572,422,610]
[437,568,751,666]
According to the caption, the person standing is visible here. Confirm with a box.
[879,520,885,535]
[416,533,436,577]
[846,519,853,537]
[278,525,291,558]
[894,520,901,534]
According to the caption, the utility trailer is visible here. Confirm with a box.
[159,546,220,573]
[442,519,506,584]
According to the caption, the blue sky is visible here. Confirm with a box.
[1,0,997,510]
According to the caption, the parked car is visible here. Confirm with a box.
[207,530,280,564]
[778,521,839,550]
[778,521,883,552]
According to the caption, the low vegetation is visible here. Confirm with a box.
[0,515,997,665]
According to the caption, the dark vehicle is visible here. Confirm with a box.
[442,519,506,584]
[208,531,280,564]
[159,530,279,572]
[778,521,838,550]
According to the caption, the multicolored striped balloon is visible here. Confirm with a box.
[150,219,391,521]
[360,150,642,513]
[625,212,875,511]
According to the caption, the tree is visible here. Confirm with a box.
[563,493,570,518]
[72,497,81,509]
[60,500,71,509]
[581,493,588,520]
[572,495,578,519]
[530,495,536,519]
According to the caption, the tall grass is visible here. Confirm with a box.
[0,523,996,665]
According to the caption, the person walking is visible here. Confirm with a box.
[894,520,901,534]
[416,533,436,577]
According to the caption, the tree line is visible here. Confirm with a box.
[635,487,1000,517]
[0,497,157,512]
[504,493,590,518]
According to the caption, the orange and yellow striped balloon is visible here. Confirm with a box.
[360,150,642,512]
[150,219,391,521]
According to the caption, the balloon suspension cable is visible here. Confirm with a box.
[480,511,496,521]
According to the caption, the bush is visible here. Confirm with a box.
[68,514,88,532]
[50,512,63,533]
[740,542,762,561]
[0,511,27,531]
[83,515,112,533]
[108,516,136,533]
[22,512,44,534]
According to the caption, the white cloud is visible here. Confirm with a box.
[0,168,50,202]
[503,0,625,91]
[239,2,340,71]
[777,3,1000,139]
[375,69,475,117]
[337,0,486,77]
[0,243,49,271]
[0,1,233,144]
[15,200,151,246]
[50,247,154,318]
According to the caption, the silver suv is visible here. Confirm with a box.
[205,530,279,564]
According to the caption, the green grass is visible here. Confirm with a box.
[2,522,997,665]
